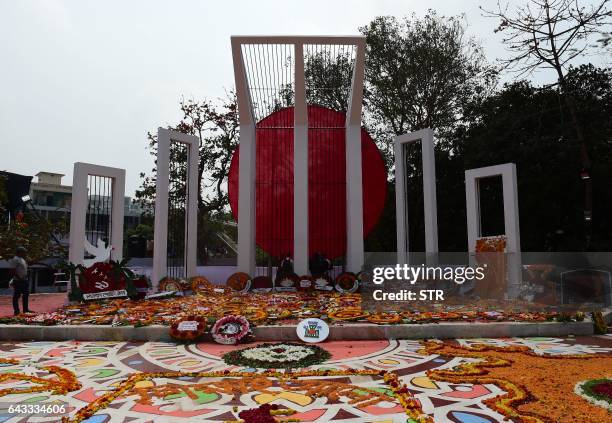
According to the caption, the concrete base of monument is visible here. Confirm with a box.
[0,320,594,342]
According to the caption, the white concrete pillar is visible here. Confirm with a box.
[345,38,366,273]
[152,128,200,288]
[68,162,125,292]
[232,37,257,276]
[293,43,309,275]
[394,128,439,265]
[465,163,522,297]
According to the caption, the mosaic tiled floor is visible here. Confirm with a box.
[0,337,610,422]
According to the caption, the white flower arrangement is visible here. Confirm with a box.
[240,344,315,363]
[574,379,612,411]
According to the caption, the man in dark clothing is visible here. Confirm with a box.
[309,252,331,278]
[9,246,32,315]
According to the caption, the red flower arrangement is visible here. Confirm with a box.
[211,315,250,345]
[169,315,207,343]
[592,380,612,398]
[237,404,296,423]
[79,262,123,294]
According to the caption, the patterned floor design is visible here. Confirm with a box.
[0,337,610,422]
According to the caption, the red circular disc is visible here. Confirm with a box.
[228,105,387,259]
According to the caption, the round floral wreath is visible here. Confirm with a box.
[159,277,182,293]
[190,276,213,293]
[222,342,331,369]
[328,307,369,321]
[367,312,402,325]
[227,272,251,292]
[211,315,250,345]
[169,315,207,343]
[575,378,612,411]
[335,272,359,293]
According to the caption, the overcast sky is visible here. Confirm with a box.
[1,0,608,196]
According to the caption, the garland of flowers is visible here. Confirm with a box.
[574,379,612,411]
[62,368,427,423]
[211,315,250,345]
[169,315,207,343]
[0,358,81,397]
[419,341,612,423]
[5,289,579,327]
[383,371,433,423]
[222,342,331,369]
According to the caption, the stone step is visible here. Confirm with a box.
[0,320,595,342]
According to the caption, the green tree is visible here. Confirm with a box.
[482,0,612,247]
[361,12,498,162]
[135,94,239,263]
[0,212,68,262]
[451,65,612,251]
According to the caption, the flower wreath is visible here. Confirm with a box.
[190,276,213,293]
[297,275,314,291]
[367,312,403,325]
[227,272,252,292]
[169,315,207,343]
[327,307,369,321]
[250,276,273,293]
[159,277,182,293]
[335,272,359,293]
[575,378,612,411]
[275,273,299,291]
[211,315,250,345]
[313,274,334,291]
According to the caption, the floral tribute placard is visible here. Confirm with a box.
[79,262,127,300]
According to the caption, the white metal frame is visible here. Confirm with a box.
[465,163,522,295]
[68,162,125,267]
[394,128,439,264]
[152,128,199,288]
[231,35,367,275]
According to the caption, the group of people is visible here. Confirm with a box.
[275,251,333,282]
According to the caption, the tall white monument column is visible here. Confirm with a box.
[394,128,439,264]
[345,37,366,273]
[68,162,125,267]
[293,43,309,276]
[152,128,200,288]
[465,163,522,297]
[231,37,257,276]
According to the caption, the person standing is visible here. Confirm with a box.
[9,246,32,315]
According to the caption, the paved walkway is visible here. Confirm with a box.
[0,293,66,315]
[0,336,610,422]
